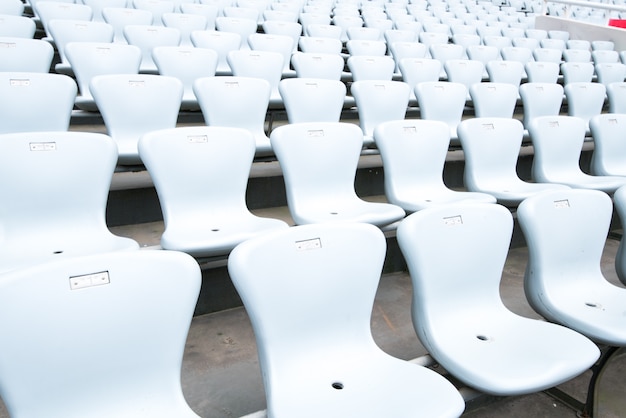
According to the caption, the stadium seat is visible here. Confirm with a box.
[0,37,54,73]
[560,61,594,84]
[347,55,395,81]
[124,24,181,73]
[532,47,563,63]
[194,76,272,156]
[524,61,560,83]
[270,122,406,227]
[90,74,183,165]
[34,0,92,39]
[589,113,626,176]
[595,62,626,87]
[102,6,153,43]
[180,2,218,30]
[291,52,345,80]
[138,126,289,257]
[528,115,626,192]
[261,20,302,52]
[519,82,564,127]
[279,78,346,123]
[346,39,387,56]
[66,41,141,112]
[82,0,127,22]
[0,14,36,38]
[414,81,467,141]
[457,117,570,206]
[0,72,76,134]
[190,29,240,76]
[0,131,139,273]
[306,22,342,40]
[248,33,296,75]
[606,81,626,113]
[133,0,175,26]
[397,202,599,396]
[0,250,200,417]
[564,81,606,130]
[374,119,496,212]
[563,48,592,63]
[469,82,518,118]
[297,35,342,54]
[486,60,524,88]
[215,16,257,49]
[351,79,411,147]
[227,49,285,106]
[0,0,24,16]
[518,188,626,417]
[227,222,465,418]
[444,59,485,99]
[162,12,208,46]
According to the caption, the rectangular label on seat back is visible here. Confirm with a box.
[0,42,16,48]
[553,199,570,209]
[10,79,30,87]
[295,238,322,251]
[128,80,145,87]
[443,215,463,226]
[29,142,56,151]
[307,130,324,137]
[69,271,110,290]
[188,135,208,143]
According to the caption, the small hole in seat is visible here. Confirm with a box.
[53,250,63,255]
[476,335,488,341]
[332,382,344,390]
[585,302,597,308]
[211,229,220,232]
[330,212,338,215]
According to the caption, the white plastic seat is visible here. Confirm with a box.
[595,62,626,87]
[279,78,346,123]
[0,72,77,134]
[180,3,218,30]
[306,23,342,40]
[469,82,518,118]
[512,36,540,51]
[248,32,296,75]
[526,28,548,40]
[90,74,183,165]
[223,5,259,22]
[560,61,594,84]
[347,55,395,81]
[398,57,442,101]
[124,24,181,73]
[548,29,570,41]
[351,80,411,147]
[524,61,560,83]
[589,113,626,176]
[429,43,464,74]
[47,19,114,75]
[347,25,381,41]
[517,188,626,415]
[263,9,298,23]
[0,14,36,38]
[0,0,24,16]
[215,16,257,49]
[414,81,467,140]
[444,59,485,99]
[291,52,344,80]
[592,40,614,51]
[528,115,626,193]
[374,119,496,212]
[0,250,199,417]
[66,41,141,112]
[34,1,92,38]
[262,20,302,52]
[606,81,626,113]
[133,0,175,26]
[396,202,600,396]
[194,76,272,156]
[519,82,563,127]
[486,60,524,87]
[592,49,619,64]
[298,35,342,54]
[270,122,406,227]
[564,82,606,129]
[82,0,127,22]
[613,186,626,283]
[483,35,513,50]
[384,29,417,46]
[227,222,465,418]
[532,47,562,63]
[153,45,218,110]
[138,126,289,257]
[332,14,364,42]
[190,29,240,75]
[389,41,428,73]
[457,117,570,206]
[563,48,592,63]
[162,12,207,46]
[346,39,387,56]
[0,37,54,72]
[227,49,284,106]
[299,13,331,35]
[102,6,154,44]
[0,131,139,273]
[419,31,449,55]
[567,39,591,51]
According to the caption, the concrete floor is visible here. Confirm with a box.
[0,236,624,417]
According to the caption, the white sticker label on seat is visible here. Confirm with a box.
[10,79,30,87]
[188,135,208,143]
[295,238,322,251]
[69,271,110,290]
[443,215,463,226]
[29,142,56,151]
[554,199,570,209]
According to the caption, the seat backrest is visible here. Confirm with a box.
[592,40,615,51]
[248,32,295,72]
[298,35,342,54]
[34,1,92,37]
[82,0,127,22]
[414,81,467,130]
[560,61,594,84]
[589,113,626,176]
[124,24,181,72]
[527,115,588,182]
[500,46,533,64]
[89,74,183,164]
[384,28,417,45]
[102,6,153,43]
[563,48,591,63]
[516,188,613,322]
[519,82,564,127]
[429,42,465,64]
[595,62,626,87]
[351,79,411,138]
[347,55,395,81]
[180,3,218,30]
[512,36,540,51]
[306,22,342,39]
[592,49,619,64]
[564,82,606,126]
[190,29,241,74]
[606,81,626,113]
[291,51,344,80]
[466,44,501,67]
[0,250,200,417]
[397,203,514,341]
[48,19,114,66]
[215,16,257,48]
[279,77,346,123]
[133,0,175,25]
[0,14,36,38]
[269,122,363,205]
[486,60,524,86]
[332,14,364,42]
[444,59,484,95]
[153,45,218,98]
[347,25,381,41]
[470,82,518,118]
[262,20,302,51]
[389,41,428,65]
[374,119,452,204]
[532,47,563,63]
[540,38,566,51]
[162,12,207,46]
[227,222,387,406]
[457,117,527,190]
[0,72,77,134]
[227,49,284,93]
[346,38,387,56]
[525,61,560,83]
[566,39,591,51]
[138,126,256,223]
[0,37,54,72]
[0,0,24,16]
[66,41,141,100]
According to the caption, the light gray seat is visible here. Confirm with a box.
[227,222,465,418]
[162,12,207,46]
[138,126,289,257]
[606,81,626,113]
[414,81,467,141]
[0,131,139,273]
[519,82,563,128]
[270,122,406,228]
[0,72,77,134]
[347,55,396,81]
[560,61,594,84]
[34,0,92,38]
[374,119,496,212]
[190,29,240,76]
[518,188,626,416]
[279,77,346,123]
[0,14,36,38]
[290,51,345,80]
[90,74,183,165]
[525,61,560,83]
[123,24,181,73]
[528,115,626,193]
[102,6,153,44]
[396,202,600,396]
[457,117,570,206]
[590,113,626,176]
[227,49,285,107]
[0,250,200,418]
[470,82,518,118]
[0,36,54,72]
[564,82,606,130]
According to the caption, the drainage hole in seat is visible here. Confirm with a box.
[476,335,489,341]
[332,382,344,390]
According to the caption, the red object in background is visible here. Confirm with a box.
[609,19,626,28]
